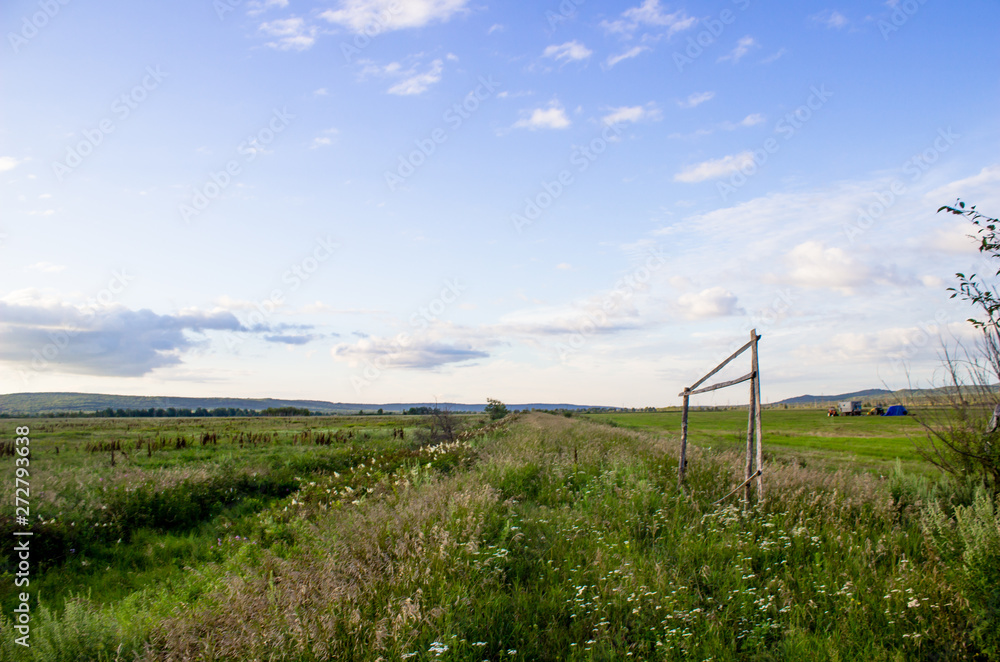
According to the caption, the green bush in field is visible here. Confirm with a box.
[922,488,1000,657]
[485,398,508,420]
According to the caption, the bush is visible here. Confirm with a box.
[485,398,508,420]
[922,488,1000,657]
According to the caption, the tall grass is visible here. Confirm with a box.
[1,413,994,660]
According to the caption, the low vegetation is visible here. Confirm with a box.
[0,409,997,660]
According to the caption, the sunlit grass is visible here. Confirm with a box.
[0,412,993,660]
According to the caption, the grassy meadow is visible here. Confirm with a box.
[1,410,998,661]
[582,408,934,475]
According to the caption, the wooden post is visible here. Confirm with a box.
[752,332,763,501]
[679,390,690,485]
[679,330,762,506]
[744,351,755,508]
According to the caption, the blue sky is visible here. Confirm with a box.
[2,0,999,406]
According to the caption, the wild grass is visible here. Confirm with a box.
[0,412,995,660]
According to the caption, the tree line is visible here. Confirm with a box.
[0,406,316,418]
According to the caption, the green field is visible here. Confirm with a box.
[584,408,937,475]
[0,411,997,661]
[0,414,480,616]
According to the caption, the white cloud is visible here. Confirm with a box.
[602,103,661,125]
[717,36,757,63]
[812,9,848,29]
[669,113,764,139]
[320,0,469,34]
[259,17,317,50]
[602,0,696,36]
[487,23,503,34]
[332,333,493,369]
[0,301,245,377]
[674,151,754,183]
[387,59,444,95]
[829,321,974,365]
[786,241,867,291]
[924,164,1000,206]
[921,275,944,288]
[604,45,649,68]
[761,48,786,64]
[678,91,714,109]
[781,240,910,294]
[0,157,21,172]
[677,287,744,319]
[310,128,339,149]
[543,40,592,62]
[246,0,289,16]
[513,102,571,130]
[924,221,979,255]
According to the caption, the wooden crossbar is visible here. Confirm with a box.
[712,469,762,505]
[686,338,754,392]
[681,371,755,397]
[678,330,763,506]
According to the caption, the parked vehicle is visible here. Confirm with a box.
[839,401,862,416]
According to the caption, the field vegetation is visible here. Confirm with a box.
[0,409,997,660]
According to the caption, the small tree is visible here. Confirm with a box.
[914,201,1000,495]
[484,398,508,420]
[417,406,460,444]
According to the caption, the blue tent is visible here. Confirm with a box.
[883,405,907,416]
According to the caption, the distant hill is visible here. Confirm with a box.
[0,392,610,416]
[775,385,1000,407]
[776,389,894,406]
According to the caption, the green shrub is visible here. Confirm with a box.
[922,487,1000,656]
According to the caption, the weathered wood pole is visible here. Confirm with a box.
[752,331,763,501]
[679,389,690,485]
[744,330,757,507]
